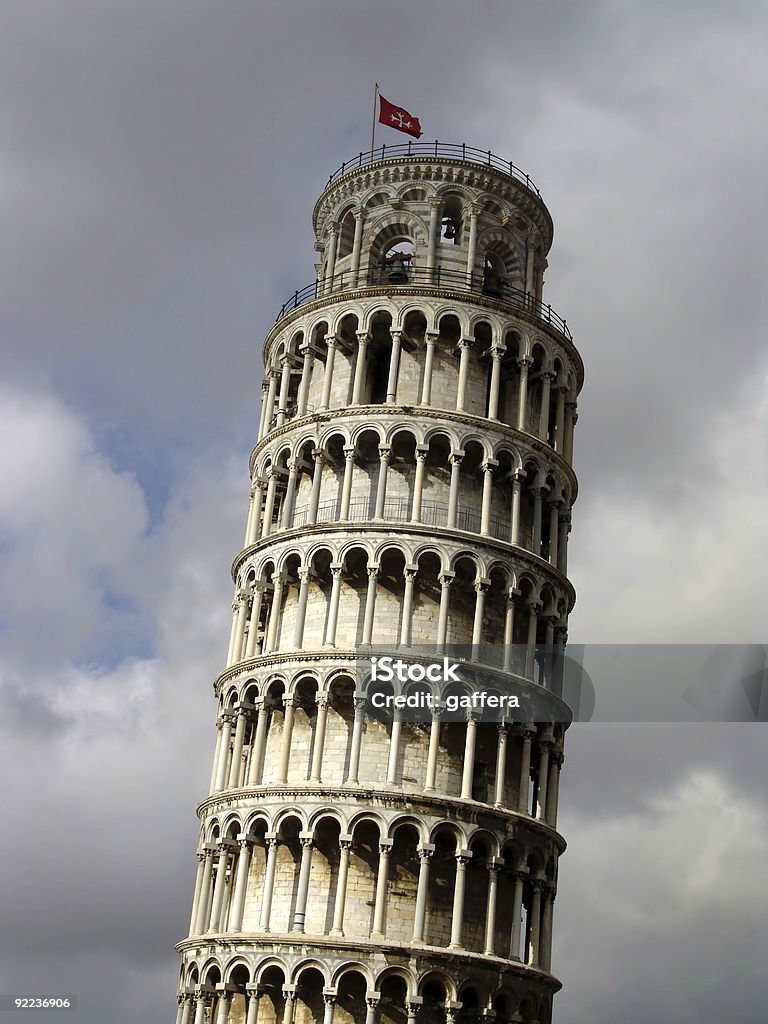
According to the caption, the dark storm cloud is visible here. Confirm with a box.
[0,3,766,1023]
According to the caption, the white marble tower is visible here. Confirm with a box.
[175,142,583,1024]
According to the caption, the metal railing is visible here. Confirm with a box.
[275,265,571,340]
[288,498,510,543]
[323,141,541,197]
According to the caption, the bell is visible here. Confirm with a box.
[442,218,457,239]
[387,263,409,284]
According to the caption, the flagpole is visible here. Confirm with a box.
[370,82,379,155]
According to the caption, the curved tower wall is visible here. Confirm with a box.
[176,146,583,1024]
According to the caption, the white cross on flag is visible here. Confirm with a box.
[378,94,423,139]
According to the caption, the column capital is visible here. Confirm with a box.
[378,445,392,460]
[403,564,419,582]
[378,838,394,853]
[343,444,356,459]
[480,458,498,474]
[299,832,315,848]
[417,842,436,859]
[518,354,533,369]
[311,447,326,463]
[366,563,380,580]
[490,343,506,359]
[448,449,464,467]
[425,330,438,345]
[455,848,473,864]
[415,444,429,459]
[473,576,491,593]
[438,571,456,587]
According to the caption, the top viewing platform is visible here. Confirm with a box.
[322,141,543,197]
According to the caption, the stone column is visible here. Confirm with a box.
[465,205,479,286]
[324,226,338,293]
[455,338,472,412]
[400,565,418,646]
[188,853,206,933]
[226,591,248,666]
[208,841,234,933]
[307,448,325,525]
[264,574,284,653]
[420,332,438,405]
[564,401,578,464]
[193,994,210,1024]
[365,996,380,1024]
[209,720,224,794]
[280,460,300,528]
[345,695,367,784]
[487,344,504,419]
[260,469,279,540]
[245,988,261,1024]
[460,714,478,799]
[260,372,279,441]
[480,460,496,536]
[484,858,503,955]
[330,835,354,936]
[350,211,365,286]
[518,727,534,814]
[525,233,537,297]
[557,510,571,575]
[244,480,258,547]
[449,850,472,948]
[531,487,544,554]
[447,452,463,528]
[424,703,444,793]
[371,838,393,938]
[502,588,518,672]
[510,470,524,545]
[227,835,252,932]
[528,880,543,965]
[296,342,314,417]
[538,371,553,441]
[525,602,540,679]
[540,887,555,971]
[411,844,435,944]
[547,500,560,567]
[178,994,193,1024]
[361,565,379,645]
[516,355,532,431]
[319,334,338,411]
[276,696,295,784]
[281,990,296,1024]
[351,332,369,404]
[227,707,248,788]
[547,751,563,827]
[339,445,356,518]
[244,583,265,659]
[436,572,455,651]
[509,871,525,960]
[193,847,216,934]
[405,998,423,1024]
[535,741,551,821]
[373,446,391,519]
[248,478,265,546]
[291,833,315,932]
[554,384,566,451]
[322,993,336,1024]
[246,700,269,786]
[426,200,441,278]
[386,708,403,785]
[472,578,490,646]
[494,723,509,807]
[258,835,279,931]
[292,568,311,649]
[323,563,344,647]
[309,695,329,783]
[411,446,428,521]
[275,356,292,428]
[257,379,269,441]
[213,714,234,793]
[386,330,402,404]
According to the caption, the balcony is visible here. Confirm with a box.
[274,265,571,342]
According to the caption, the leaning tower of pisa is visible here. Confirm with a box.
[175,142,583,1024]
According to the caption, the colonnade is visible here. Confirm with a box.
[244,446,572,572]
[187,824,556,972]
[207,686,563,822]
[256,322,577,460]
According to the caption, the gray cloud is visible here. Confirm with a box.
[0,2,766,1022]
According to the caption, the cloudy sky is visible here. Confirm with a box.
[1,2,766,1021]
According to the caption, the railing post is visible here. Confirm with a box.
[434,139,438,158]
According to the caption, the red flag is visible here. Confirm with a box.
[378,95,423,139]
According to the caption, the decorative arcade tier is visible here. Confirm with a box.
[175,144,583,1024]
